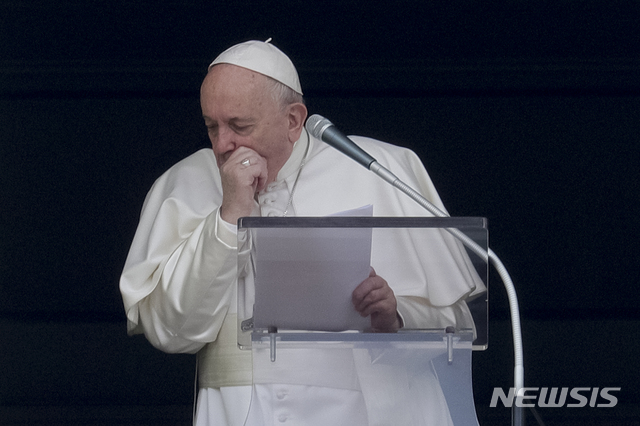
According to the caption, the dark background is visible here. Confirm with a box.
[1,1,639,425]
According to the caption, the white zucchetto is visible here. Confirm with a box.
[209,39,303,95]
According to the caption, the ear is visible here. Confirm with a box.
[286,103,308,143]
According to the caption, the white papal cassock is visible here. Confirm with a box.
[120,130,485,425]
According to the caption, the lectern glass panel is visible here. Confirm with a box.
[237,217,488,350]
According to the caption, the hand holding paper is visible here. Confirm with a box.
[352,267,401,332]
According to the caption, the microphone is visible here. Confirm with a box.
[305,114,376,169]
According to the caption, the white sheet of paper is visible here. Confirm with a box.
[253,205,373,331]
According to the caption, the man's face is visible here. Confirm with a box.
[200,64,294,184]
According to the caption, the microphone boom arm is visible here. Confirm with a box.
[306,114,524,426]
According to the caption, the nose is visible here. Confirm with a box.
[212,125,236,155]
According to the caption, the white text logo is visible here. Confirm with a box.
[490,387,621,408]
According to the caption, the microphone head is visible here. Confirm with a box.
[305,113,377,169]
[305,114,334,140]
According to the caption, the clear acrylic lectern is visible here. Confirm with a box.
[237,217,488,426]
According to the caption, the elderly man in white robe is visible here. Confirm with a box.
[120,39,485,426]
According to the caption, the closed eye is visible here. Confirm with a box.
[206,123,218,137]
[231,122,253,135]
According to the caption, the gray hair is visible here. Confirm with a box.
[262,75,305,110]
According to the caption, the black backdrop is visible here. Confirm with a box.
[1,1,639,424]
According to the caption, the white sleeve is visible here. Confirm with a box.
[134,210,238,354]
[119,153,240,354]
[396,295,475,332]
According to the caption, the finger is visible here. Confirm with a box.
[240,156,268,191]
[253,162,269,192]
[225,147,264,171]
[358,296,396,318]
[219,148,268,223]
[352,272,379,301]
[370,309,402,333]
[222,149,268,188]
[352,275,386,307]
[355,287,394,316]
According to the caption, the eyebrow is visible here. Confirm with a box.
[229,116,255,124]
[202,116,255,125]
